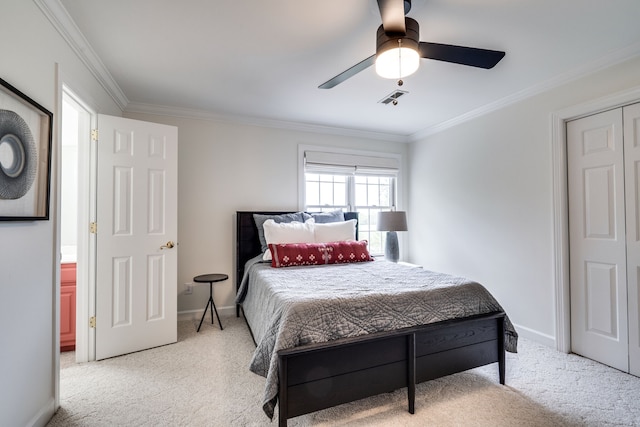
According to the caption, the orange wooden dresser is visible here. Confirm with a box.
[60,263,76,351]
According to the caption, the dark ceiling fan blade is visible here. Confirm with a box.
[377,0,407,34]
[418,42,505,69]
[318,55,376,89]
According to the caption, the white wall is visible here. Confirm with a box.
[124,112,408,315]
[0,1,120,426]
[408,56,640,346]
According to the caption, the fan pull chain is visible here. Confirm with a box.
[397,39,404,87]
[394,39,403,105]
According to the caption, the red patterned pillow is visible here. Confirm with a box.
[325,240,374,264]
[269,241,373,268]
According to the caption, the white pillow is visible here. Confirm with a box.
[314,219,357,243]
[262,218,315,261]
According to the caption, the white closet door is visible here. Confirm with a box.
[624,103,640,377]
[568,108,629,372]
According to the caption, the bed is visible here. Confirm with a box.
[235,211,518,426]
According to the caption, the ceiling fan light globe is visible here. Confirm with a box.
[375,47,420,79]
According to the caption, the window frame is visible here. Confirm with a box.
[298,145,403,256]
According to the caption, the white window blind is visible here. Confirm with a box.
[304,151,399,176]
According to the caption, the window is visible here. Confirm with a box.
[305,173,349,211]
[302,150,400,255]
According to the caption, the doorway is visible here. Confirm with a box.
[551,86,640,374]
[564,102,640,376]
[60,87,95,363]
[59,92,179,363]
[567,105,636,374]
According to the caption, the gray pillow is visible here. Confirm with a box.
[254,212,307,253]
[306,210,345,224]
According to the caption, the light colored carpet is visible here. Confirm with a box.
[49,315,640,426]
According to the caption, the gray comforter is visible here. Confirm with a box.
[236,257,518,419]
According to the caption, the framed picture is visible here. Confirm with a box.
[0,77,53,220]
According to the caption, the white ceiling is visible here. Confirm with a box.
[54,0,640,141]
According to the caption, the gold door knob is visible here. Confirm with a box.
[160,241,175,249]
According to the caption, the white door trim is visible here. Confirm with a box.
[551,85,640,353]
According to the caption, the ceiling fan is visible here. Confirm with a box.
[318,0,505,89]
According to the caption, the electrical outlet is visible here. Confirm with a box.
[184,283,193,295]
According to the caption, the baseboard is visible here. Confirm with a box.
[27,397,55,427]
[512,322,557,349]
[178,305,236,322]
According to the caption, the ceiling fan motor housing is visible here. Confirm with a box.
[376,17,420,56]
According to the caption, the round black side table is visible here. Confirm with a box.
[193,273,228,332]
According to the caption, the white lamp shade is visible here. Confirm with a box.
[375,47,420,79]
[377,211,408,232]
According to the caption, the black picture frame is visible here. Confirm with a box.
[0,77,53,220]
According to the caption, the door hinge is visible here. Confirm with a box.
[89,316,96,328]
[90,222,97,234]
[91,129,98,142]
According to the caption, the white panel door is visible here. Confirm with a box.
[568,108,629,372]
[624,103,640,376]
[95,115,178,360]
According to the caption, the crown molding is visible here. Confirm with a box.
[124,102,410,143]
[409,40,640,142]
[37,0,407,143]
[34,0,128,111]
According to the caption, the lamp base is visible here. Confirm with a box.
[384,231,399,263]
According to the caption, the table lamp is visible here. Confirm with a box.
[377,211,407,263]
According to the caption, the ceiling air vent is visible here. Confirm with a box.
[378,90,408,105]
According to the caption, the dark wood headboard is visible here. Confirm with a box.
[235,211,359,309]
